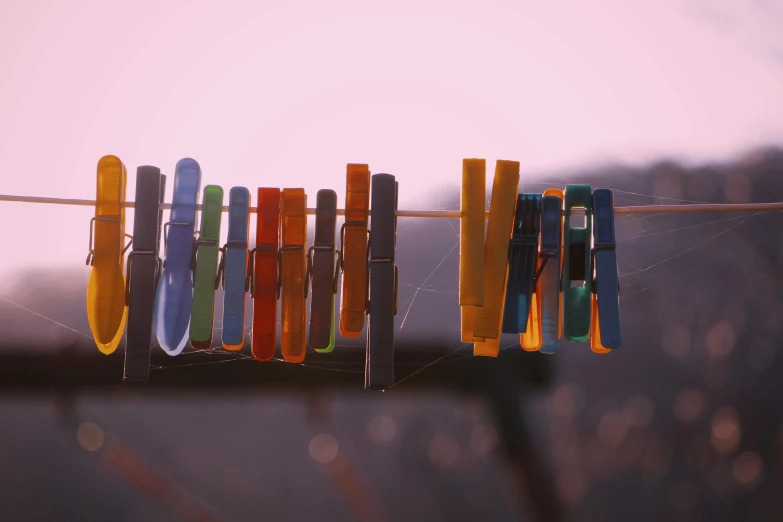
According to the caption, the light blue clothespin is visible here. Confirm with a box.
[218,187,251,351]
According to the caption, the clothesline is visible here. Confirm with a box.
[2,194,783,217]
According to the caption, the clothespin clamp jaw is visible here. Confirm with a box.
[562,184,593,342]
[590,188,621,352]
[365,173,399,391]
[502,194,542,334]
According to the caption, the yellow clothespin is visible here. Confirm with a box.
[459,158,486,343]
[86,155,130,354]
[473,160,520,357]
[280,188,308,362]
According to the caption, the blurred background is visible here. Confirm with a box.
[1,1,783,521]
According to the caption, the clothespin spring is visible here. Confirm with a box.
[246,245,277,296]
[215,241,250,290]
[305,246,342,298]
[124,250,162,306]
[86,217,132,265]
[277,244,305,299]
[364,232,399,316]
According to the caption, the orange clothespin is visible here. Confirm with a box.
[86,155,130,354]
[473,160,520,357]
[339,164,371,337]
[280,188,307,362]
[249,188,281,361]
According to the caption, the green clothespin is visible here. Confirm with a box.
[562,184,592,342]
[190,185,224,349]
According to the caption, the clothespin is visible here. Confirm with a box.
[591,188,621,353]
[190,185,224,349]
[218,187,251,351]
[154,158,201,355]
[502,194,541,334]
[86,155,130,354]
[339,164,371,338]
[307,189,339,353]
[538,190,564,354]
[459,158,486,343]
[473,161,520,357]
[280,188,307,363]
[562,184,592,342]
[248,188,281,361]
[365,173,398,390]
[123,166,165,383]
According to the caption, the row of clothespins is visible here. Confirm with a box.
[85,155,620,389]
[458,159,620,358]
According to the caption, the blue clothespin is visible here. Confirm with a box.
[154,158,201,355]
[539,192,563,353]
[502,194,541,333]
[218,187,251,351]
[591,188,621,351]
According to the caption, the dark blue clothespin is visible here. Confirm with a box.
[501,194,542,334]
[591,188,621,350]
[123,166,166,383]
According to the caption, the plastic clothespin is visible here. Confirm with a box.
[218,187,251,351]
[190,185,224,349]
[473,160,520,357]
[248,188,281,361]
[502,194,541,334]
[123,166,166,383]
[339,164,371,338]
[154,158,201,355]
[365,173,398,390]
[591,188,621,353]
[86,155,130,354]
[539,190,564,354]
[459,158,486,343]
[280,188,308,363]
[308,189,339,353]
[562,184,592,342]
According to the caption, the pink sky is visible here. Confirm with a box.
[0,0,782,278]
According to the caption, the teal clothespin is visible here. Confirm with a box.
[562,184,592,342]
